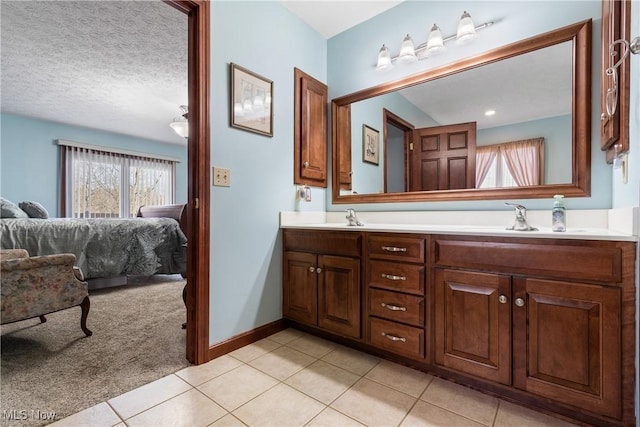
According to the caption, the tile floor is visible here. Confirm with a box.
[50,329,578,427]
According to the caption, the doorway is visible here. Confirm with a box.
[383,109,413,193]
[166,0,210,365]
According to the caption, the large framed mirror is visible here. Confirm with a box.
[331,20,591,204]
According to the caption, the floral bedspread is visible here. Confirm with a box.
[0,217,187,279]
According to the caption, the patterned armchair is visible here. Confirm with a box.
[1,249,92,336]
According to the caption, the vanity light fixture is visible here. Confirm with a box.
[602,35,640,119]
[484,109,496,116]
[169,105,188,139]
[375,11,494,71]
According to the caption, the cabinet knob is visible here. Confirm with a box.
[308,266,315,273]
[498,295,508,304]
[515,297,525,307]
[303,161,309,168]
[316,267,322,274]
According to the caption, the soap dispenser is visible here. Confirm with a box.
[552,195,566,232]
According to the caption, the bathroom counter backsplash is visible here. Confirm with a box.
[280,208,638,242]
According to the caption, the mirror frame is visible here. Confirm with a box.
[331,20,591,204]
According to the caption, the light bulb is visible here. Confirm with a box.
[456,11,477,44]
[376,44,394,71]
[398,34,417,63]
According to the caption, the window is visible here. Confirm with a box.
[61,142,176,218]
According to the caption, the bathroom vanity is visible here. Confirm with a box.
[281,219,636,427]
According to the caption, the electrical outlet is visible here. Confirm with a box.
[212,167,230,187]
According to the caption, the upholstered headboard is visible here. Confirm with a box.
[136,203,187,235]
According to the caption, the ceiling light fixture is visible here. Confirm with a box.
[169,105,188,139]
[376,12,494,71]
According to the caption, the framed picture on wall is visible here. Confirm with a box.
[230,63,273,137]
[362,124,379,165]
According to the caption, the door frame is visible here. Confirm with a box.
[382,109,414,192]
[166,0,210,365]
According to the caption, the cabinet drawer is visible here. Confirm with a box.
[368,317,424,359]
[368,235,425,263]
[284,229,361,257]
[433,238,623,282]
[369,288,424,327]
[368,261,425,295]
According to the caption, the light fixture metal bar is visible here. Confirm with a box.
[387,21,494,63]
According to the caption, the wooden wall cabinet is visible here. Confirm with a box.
[283,230,361,339]
[294,68,328,187]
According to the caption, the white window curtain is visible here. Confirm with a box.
[475,146,498,188]
[476,138,545,188]
[62,143,176,218]
[502,138,545,187]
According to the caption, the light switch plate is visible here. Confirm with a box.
[213,167,230,187]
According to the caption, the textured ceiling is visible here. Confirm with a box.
[1,1,188,145]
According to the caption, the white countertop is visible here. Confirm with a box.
[280,208,638,242]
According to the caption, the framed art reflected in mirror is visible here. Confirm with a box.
[363,124,380,165]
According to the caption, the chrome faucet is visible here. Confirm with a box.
[345,208,364,226]
[505,202,538,231]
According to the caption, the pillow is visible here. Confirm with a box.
[19,201,49,219]
[0,197,28,218]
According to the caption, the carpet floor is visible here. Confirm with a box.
[1,275,190,427]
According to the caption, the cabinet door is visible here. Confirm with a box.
[294,68,328,187]
[318,255,360,339]
[435,269,512,385]
[513,278,621,419]
[283,251,317,325]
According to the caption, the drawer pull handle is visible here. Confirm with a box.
[381,246,407,253]
[381,332,406,342]
[381,302,407,312]
[381,273,406,281]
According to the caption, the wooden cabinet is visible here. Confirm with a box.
[294,68,328,187]
[435,269,512,385]
[432,236,633,423]
[513,277,621,419]
[366,233,426,360]
[283,230,361,339]
[282,229,636,426]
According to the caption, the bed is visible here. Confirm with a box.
[0,204,187,282]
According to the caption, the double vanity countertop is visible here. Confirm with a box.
[280,208,638,242]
